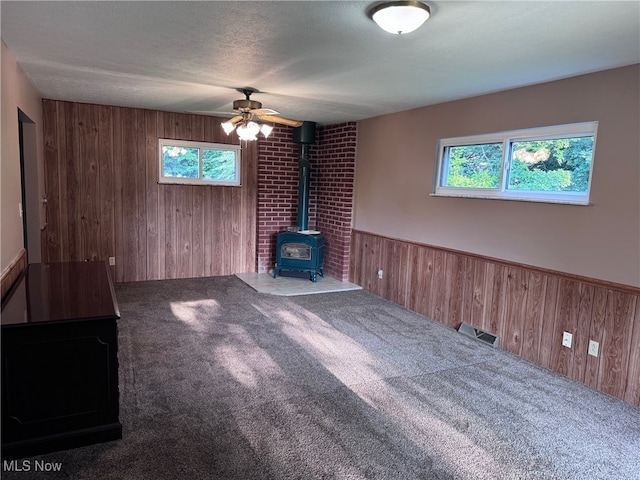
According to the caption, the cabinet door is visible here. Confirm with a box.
[2,319,121,450]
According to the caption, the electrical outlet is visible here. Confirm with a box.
[588,340,599,357]
[377,269,383,279]
[109,256,116,266]
[562,331,573,348]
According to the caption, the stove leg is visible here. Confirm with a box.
[273,267,280,279]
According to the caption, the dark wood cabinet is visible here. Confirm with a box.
[1,261,122,459]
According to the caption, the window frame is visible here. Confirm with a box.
[158,138,242,186]
[433,121,598,205]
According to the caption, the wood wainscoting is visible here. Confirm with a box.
[1,249,27,301]
[349,229,640,406]
[42,100,257,282]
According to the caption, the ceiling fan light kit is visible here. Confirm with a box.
[259,123,274,137]
[371,1,431,35]
[221,88,302,141]
[235,121,261,141]
[221,121,236,135]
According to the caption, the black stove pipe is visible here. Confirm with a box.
[293,121,316,232]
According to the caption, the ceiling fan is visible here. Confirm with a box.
[221,88,303,141]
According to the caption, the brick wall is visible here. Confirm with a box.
[257,126,317,274]
[256,122,356,280]
[315,123,357,281]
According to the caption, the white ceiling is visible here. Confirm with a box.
[2,1,639,125]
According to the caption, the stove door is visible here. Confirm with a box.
[281,242,312,261]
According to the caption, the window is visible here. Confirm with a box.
[158,139,241,186]
[433,122,598,205]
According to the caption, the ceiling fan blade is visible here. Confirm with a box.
[251,108,280,116]
[257,114,303,128]
[187,110,236,116]
[226,115,243,125]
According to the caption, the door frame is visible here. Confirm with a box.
[18,108,41,263]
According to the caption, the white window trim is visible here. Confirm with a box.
[158,138,241,186]
[432,121,598,205]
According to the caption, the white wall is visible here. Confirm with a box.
[354,65,640,287]
[1,41,44,272]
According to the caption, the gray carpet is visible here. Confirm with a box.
[4,275,639,479]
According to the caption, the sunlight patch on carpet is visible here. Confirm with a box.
[169,299,220,332]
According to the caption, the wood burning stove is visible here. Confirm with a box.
[273,121,325,282]
[274,231,324,282]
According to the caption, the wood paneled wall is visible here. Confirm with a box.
[350,230,640,406]
[42,100,257,282]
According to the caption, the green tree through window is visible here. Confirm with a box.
[159,139,241,186]
[443,143,503,188]
[434,122,597,204]
[508,137,594,192]
[162,146,199,178]
[203,149,237,181]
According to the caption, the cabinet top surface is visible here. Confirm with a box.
[1,262,120,326]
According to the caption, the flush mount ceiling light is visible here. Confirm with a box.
[370,1,431,35]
